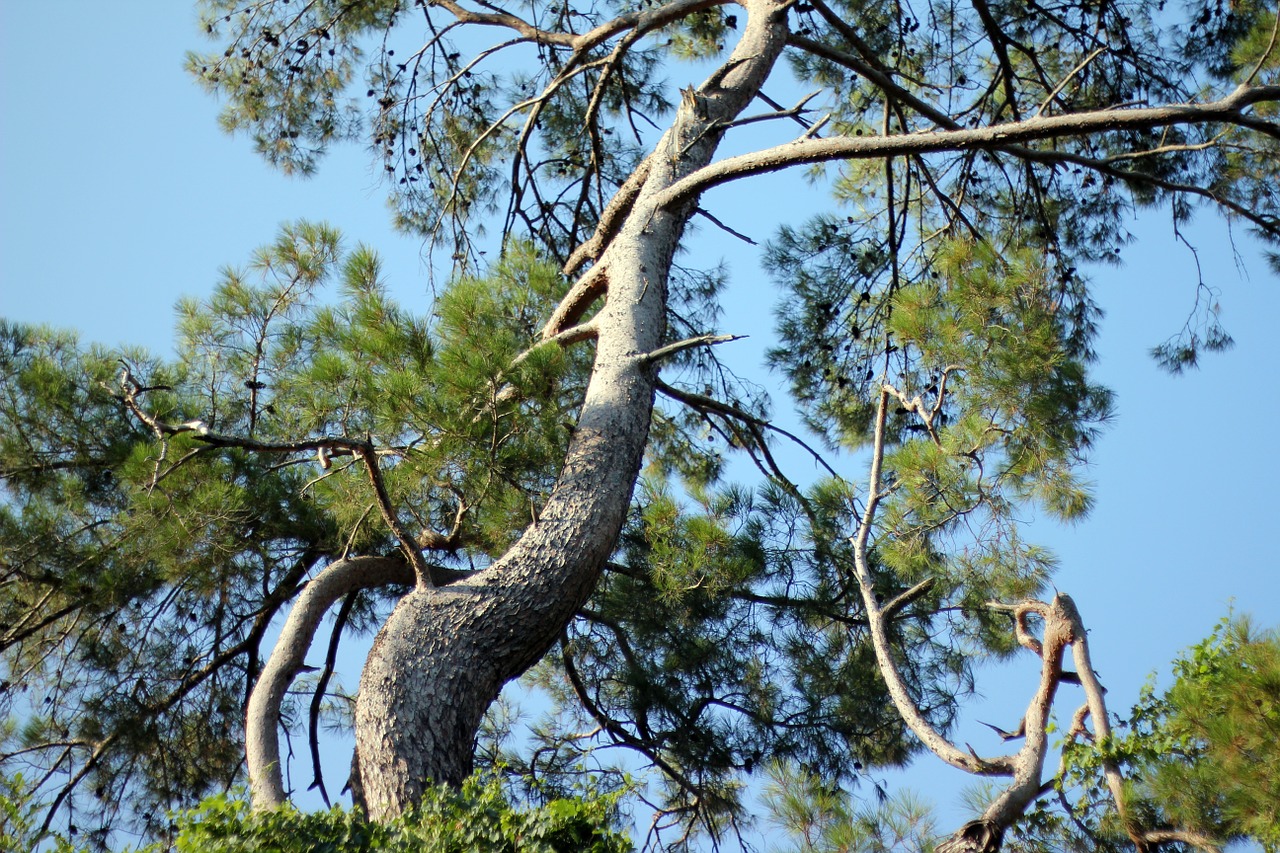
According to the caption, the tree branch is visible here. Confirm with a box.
[307,591,357,807]
[543,266,610,339]
[642,333,744,365]
[655,379,842,480]
[354,444,433,587]
[651,85,1280,210]
[850,390,1014,776]
[247,555,413,809]
[1064,593,1146,849]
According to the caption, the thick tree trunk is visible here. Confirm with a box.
[352,0,791,820]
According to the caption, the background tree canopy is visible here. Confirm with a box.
[1,0,1278,850]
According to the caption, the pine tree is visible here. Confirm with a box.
[3,0,1280,849]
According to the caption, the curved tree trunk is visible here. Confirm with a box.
[352,0,791,820]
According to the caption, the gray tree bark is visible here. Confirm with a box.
[350,0,791,820]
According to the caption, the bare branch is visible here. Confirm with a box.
[1142,829,1223,853]
[543,266,610,339]
[1063,593,1145,849]
[881,577,935,620]
[652,85,1280,209]
[850,390,1014,775]
[354,444,433,587]
[562,157,653,277]
[642,333,744,365]
[695,207,758,245]
[1035,48,1107,118]
[655,379,842,480]
[248,555,413,809]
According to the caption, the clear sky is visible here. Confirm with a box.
[2,0,1277,840]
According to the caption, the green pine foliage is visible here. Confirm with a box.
[0,227,590,840]
[762,761,938,853]
[769,235,1111,661]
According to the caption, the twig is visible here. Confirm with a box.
[641,333,744,365]
[354,444,432,587]
[695,207,757,245]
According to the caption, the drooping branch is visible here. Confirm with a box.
[29,549,323,835]
[557,634,707,814]
[308,592,357,808]
[655,379,842,480]
[849,390,1015,776]
[247,555,414,810]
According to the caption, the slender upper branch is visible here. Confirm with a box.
[655,379,842,479]
[354,444,433,587]
[850,391,1014,775]
[642,333,744,365]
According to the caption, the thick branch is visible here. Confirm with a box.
[1141,830,1222,853]
[881,577,935,620]
[652,85,1280,209]
[543,266,610,339]
[561,157,653,278]
[969,595,1075,837]
[787,35,1280,236]
[434,0,731,54]
[247,555,413,809]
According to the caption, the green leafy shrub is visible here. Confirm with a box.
[154,774,632,853]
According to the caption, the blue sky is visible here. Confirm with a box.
[2,0,1278,838]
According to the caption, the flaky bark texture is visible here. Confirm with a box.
[351,0,791,820]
